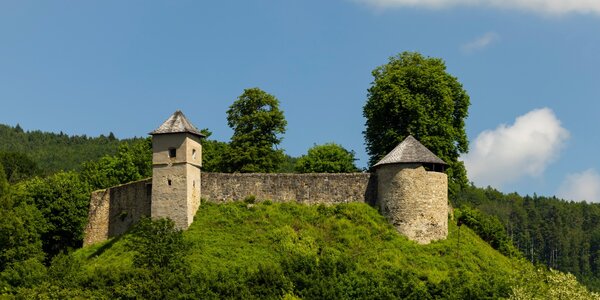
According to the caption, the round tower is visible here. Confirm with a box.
[150,110,205,229]
[374,135,448,244]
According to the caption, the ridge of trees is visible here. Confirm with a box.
[453,185,600,291]
[0,123,142,176]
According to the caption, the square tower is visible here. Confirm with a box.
[150,111,205,229]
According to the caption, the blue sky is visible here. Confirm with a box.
[1,1,600,201]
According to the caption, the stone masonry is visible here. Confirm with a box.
[375,164,448,244]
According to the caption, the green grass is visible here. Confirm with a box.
[75,202,517,294]
[67,201,599,299]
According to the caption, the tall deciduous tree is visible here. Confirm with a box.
[295,143,359,173]
[225,88,287,173]
[19,172,90,258]
[363,51,470,195]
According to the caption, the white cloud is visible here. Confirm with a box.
[557,169,600,203]
[354,0,600,16]
[462,108,569,188]
[461,32,500,53]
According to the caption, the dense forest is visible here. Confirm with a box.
[453,186,600,290]
[0,124,142,175]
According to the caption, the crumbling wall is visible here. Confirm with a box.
[201,173,376,205]
[83,179,152,246]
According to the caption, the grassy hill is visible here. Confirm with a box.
[19,201,587,299]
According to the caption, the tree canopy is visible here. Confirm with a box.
[224,88,287,173]
[295,143,359,173]
[363,51,470,195]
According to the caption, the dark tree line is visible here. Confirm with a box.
[0,124,141,175]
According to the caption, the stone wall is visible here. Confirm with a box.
[201,173,376,205]
[83,173,376,245]
[83,179,152,246]
[375,164,448,244]
[83,170,448,246]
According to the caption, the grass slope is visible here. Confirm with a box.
[75,201,533,298]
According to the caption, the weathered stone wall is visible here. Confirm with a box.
[201,173,376,205]
[84,170,449,246]
[376,164,448,244]
[83,179,152,246]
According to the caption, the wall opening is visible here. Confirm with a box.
[169,148,177,158]
[168,179,172,186]
[192,149,197,160]
[423,163,446,173]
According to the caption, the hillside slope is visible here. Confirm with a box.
[0,124,141,175]
[51,201,595,299]
[55,202,592,299]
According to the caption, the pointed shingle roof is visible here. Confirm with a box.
[374,135,446,167]
[150,110,205,137]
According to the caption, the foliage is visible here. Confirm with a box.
[0,152,40,183]
[454,184,600,291]
[0,164,47,292]
[224,88,287,173]
[510,268,600,300]
[295,143,359,173]
[16,172,91,258]
[199,128,231,173]
[0,123,141,175]
[278,154,299,173]
[80,138,152,190]
[363,51,470,195]
[128,217,188,272]
[457,207,521,258]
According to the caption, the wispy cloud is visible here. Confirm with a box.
[354,0,600,16]
[557,169,600,203]
[461,108,570,188]
[461,32,499,53]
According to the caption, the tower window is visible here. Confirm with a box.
[168,148,176,158]
[192,149,197,160]
[168,179,172,186]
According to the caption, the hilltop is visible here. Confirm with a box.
[13,201,596,299]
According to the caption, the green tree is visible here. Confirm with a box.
[295,143,359,173]
[80,139,151,191]
[363,51,470,195]
[225,88,287,173]
[199,129,230,173]
[0,152,40,183]
[128,217,188,271]
[0,163,47,290]
[18,172,90,258]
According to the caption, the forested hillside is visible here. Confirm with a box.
[453,186,600,291]
[0,124,141,175]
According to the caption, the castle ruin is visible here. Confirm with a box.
[83,111,448,246]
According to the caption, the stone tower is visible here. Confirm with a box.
[150,110,205,229]
[374,135,448,244]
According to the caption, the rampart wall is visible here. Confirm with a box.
[83,173,376,245]
[201,173,376,205]
[83,179,152,246]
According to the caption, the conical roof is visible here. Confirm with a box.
[374,135,446,167]
[150,110,205,137]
